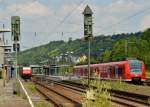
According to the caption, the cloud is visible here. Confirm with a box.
[140,15,150,30]
[7,1,52,17]
[109,0,139,14]
[92,0,146,35]
[1,0,150,50]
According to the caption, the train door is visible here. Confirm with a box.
[119,65,125,79]
[118,66,123,79]
[115,65,118,79]
[110,66,115,79]
[115,65,124,80]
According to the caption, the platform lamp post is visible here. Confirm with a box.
[11,16,20,79]
[83,5,93,87]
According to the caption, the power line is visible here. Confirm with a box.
[95,5,150,36]
[49,0,86,35]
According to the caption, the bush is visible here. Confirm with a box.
[82,79,111,107]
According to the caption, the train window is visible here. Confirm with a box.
[128,60,142,73]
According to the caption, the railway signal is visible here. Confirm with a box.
[11,16,21,94]
[83,5,93,87]
[13,43,20,52]
[83,5,93,40]
[11,16,20,42]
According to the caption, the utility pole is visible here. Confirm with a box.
[83,5,93,87]
[11,16,20,79]
[11,16,20,94]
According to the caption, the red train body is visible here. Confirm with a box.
[19,67,32,79]
[73,59,146,82]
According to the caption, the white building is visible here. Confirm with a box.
[0,39,4,65]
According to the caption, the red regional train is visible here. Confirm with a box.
[73,59,146,82]
[19,67,32,79]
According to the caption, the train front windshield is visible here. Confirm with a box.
[128,60,142,73]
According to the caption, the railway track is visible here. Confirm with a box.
[32,76,150,107]
[144,78,150,86]
[84,76,150,86]
[33,79,82,107]
[60,80,150,107]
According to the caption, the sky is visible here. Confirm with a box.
[0,0,150,50]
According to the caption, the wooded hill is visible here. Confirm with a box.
[18,28,150,69]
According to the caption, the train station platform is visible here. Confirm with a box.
[0,79,30,107]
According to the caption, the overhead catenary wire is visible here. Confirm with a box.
[95,5,150,36]
[49,0,86,35]
[3,0,150,50]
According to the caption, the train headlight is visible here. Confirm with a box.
[127,74,130,77]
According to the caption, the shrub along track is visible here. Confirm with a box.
[32,76,150,107]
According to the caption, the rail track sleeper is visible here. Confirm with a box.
[36,84,80,107]
[36,85,64,107]
[51,81,85,93]
[110,89,150,101]
[111,94,150,106]
[33,76,150,106]
[111,99,136,107]
[61,80,150,102]
[35,81,82,107]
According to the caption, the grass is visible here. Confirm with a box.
[26,82,53,107]
[26,82,37,93]
[82,79,111,107]
[34,102,53,107]
[14,81,21,96]
[13,80,27,99]
[107,81,128,90]
[148,98,150,104]
[146,69,150,77]
[0,71,2,78]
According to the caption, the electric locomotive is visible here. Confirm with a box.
[73,58,146,82]
[19,67,32,79]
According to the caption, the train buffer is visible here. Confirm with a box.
[0,79,30,107]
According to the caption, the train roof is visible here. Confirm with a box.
[74,60,128,68]
[30,65,41,68]
[74,58,144,68]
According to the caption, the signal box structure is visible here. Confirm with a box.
[83,5,93,40]
[11,16,20,42]
[11,16,20,52]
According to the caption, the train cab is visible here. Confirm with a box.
[73,58,146,83]
[127,59,146,82]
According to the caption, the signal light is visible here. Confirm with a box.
[13,43,20,52]
[11,16,20,41]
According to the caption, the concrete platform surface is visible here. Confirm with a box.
[0,79,30,107]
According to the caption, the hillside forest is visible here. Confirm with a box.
[18,28,150,70]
